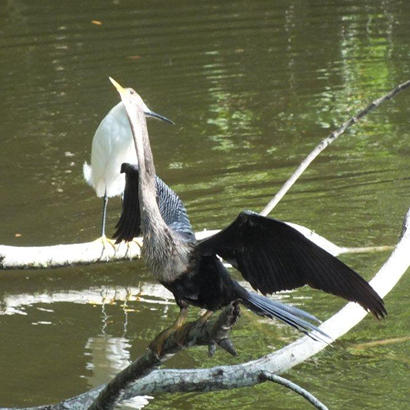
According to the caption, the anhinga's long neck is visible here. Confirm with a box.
[127,106,165,232]
[127,104,190,284]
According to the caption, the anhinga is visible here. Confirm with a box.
[110,77,386,343]
[83,98,173,239]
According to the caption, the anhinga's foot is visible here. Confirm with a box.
[199,310,214,324]
[149,307,188,357]
[208,302,240,357]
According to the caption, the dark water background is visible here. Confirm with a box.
[0,1,409,408]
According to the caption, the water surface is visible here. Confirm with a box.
[0,1,409,409]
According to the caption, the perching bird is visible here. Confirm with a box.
[115,162,325,337]
[110,77,386,345]
[83,98,173,239]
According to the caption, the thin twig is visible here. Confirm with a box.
[259,371,328,410]
[260,80,410,217]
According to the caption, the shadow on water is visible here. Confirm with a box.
[0,0,409,408]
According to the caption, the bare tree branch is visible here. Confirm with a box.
[0,238,143,270]
[0,225,391,270]
[260,80,410,216]
[113,207,407,400]
[6,207,408,410]
[259,372,328,410]
[88,303,240,410]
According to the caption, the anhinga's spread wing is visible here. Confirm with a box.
[197,211,386,319]
[113,163,195,242]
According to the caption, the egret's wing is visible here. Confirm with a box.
[197,211,386,318]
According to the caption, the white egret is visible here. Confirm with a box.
[83,93,173,240]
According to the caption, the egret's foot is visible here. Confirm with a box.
[131,237,143,249]
[150,307,188,356]
[118,237,143,259]
[127,237,143,257]
[98,235,117,259]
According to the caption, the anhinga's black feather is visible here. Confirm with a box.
[113,163,194,242]
[197,211,386,319]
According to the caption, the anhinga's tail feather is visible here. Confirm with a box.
[242,291,330,342]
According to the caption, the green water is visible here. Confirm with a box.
[0,1,409,409]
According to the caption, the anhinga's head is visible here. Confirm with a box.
[109,77,174,124]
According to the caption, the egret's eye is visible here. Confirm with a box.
[130,89,136,95]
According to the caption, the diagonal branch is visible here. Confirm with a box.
[260,80,410,217]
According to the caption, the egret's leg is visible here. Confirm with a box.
[98,191,116,253]
[150,307,189,355]
[101,191,108,237]
[99,235,116,254]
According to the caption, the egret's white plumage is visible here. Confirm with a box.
[84,90,173,237]
[83,102,136,199]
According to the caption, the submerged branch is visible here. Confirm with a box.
[260,79,410,217]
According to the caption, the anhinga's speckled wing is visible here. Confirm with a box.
[113,163,195,242]
[196,211,386,319]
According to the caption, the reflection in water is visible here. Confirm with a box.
[0,284,174,316]
[0,281,297,317]
[85,335,153,409]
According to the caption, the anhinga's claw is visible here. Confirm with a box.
[149,307,189,356]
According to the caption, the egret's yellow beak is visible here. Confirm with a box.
[109,77,126,95]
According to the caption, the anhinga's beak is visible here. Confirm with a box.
[109,76,174,125]
[145,109,174,125]
[109,76,126,95]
